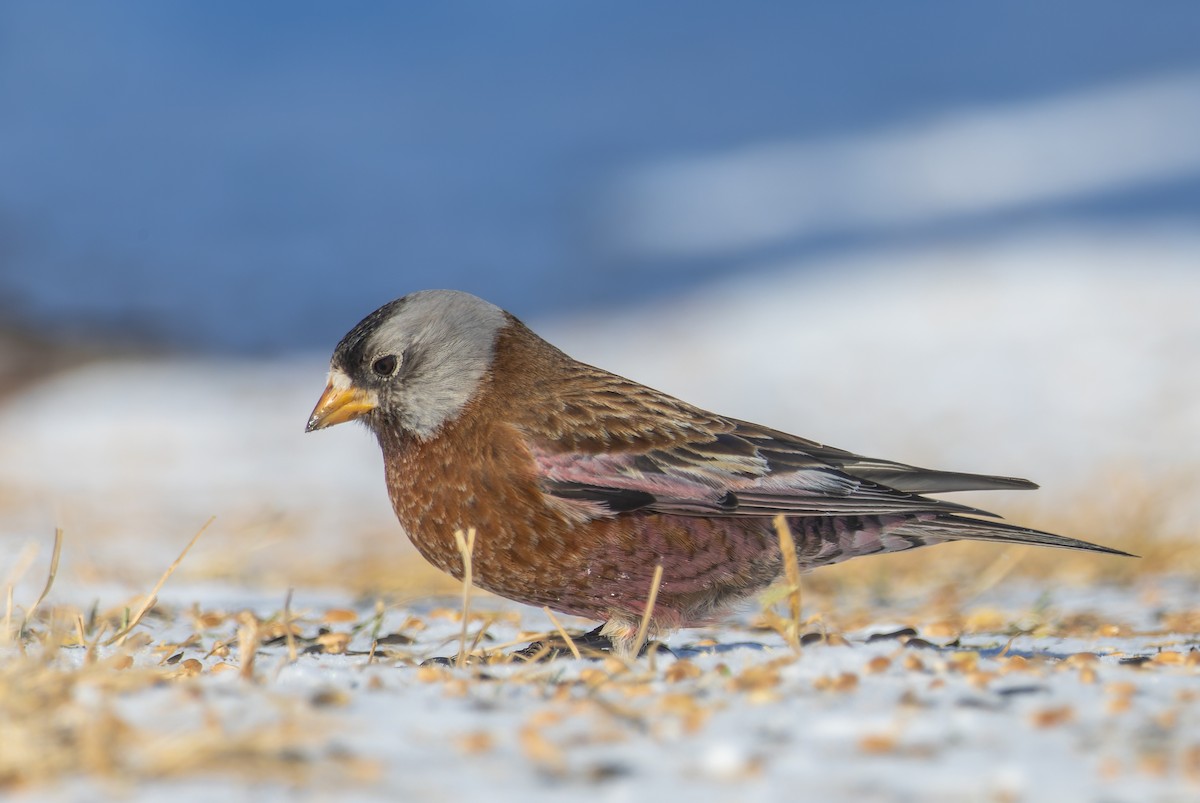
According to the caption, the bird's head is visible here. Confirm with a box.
[305,290,507,440]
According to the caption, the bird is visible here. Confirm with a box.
[306,289,1129,656]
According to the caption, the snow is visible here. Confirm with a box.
[2,226,1200,801]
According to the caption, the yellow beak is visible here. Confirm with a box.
[305,379,378,432]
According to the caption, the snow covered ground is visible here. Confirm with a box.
[2,227,1199,801]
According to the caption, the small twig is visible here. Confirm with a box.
[270,588,300,682]
[237,611,260,682]
[485,631,555,653]
[542,606,582,661]
[105,517,214,646]
[85,620,110,665]
[467,614,497,657]
[21,528,64,634]
[453,527,477,669]
[74,612,87,648]
[367,598,385,665]
[630,564,664,658]
[774,514,803,652]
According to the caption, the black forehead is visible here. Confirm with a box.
[332,296,410,370]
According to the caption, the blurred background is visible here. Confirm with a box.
[1,2,1198,590]
[3,2,1199,352]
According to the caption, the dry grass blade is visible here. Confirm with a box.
[105,517,214,647]
[238,611,261,681]
[74,612,87,648]
[630,564,664,658]
[453,527,477,669]
[542,606,582,661]
[269,588,299,682]
[485,631,555,653]
[3,584,12,644]
[774,514,803,651]
[85,620,110,665]
[466,613,499,657]
[282,588,298,664]
[21,528,63,634]
[3,542,39,642]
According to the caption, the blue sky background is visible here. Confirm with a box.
[1,2,1198,352]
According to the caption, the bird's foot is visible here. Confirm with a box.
[509,625,612,662]
[511,625,676,662]
[418,626,676,666]
[418,654,488,668]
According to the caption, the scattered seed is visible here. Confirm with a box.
[865,656,891,674]
[315,632,350,655]
[1031,706,1074,728]
[858,733,897,754]
[171,658,203,678]
[194,611,226,629]
[1106,696,1131,715]
[322,608,359,624]
[311,688,351,707]
[1063,652,1099,667]
[665,660,702,683]
[731,665,781,693]
[924,621,959,639]
[947,652,978,673]
[813,672,858,693]
[1138,754,1169,777]
[963,610,1006,632]
[456,731,494,755]
[966,671,996,689]
[518,724,565,773]
[999,655,1032,674]
[108,654,134,671]
[416,665,450,683]
[1183,744,1200,781]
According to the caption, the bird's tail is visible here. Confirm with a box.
[788,513,1133,570]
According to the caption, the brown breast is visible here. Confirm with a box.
[376,321,596,608]
[374,321,783,624]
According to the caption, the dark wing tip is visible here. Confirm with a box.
[542,480,656,514]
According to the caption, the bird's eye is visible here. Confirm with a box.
[371,355,398,377]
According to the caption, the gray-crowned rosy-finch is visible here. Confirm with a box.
[306,290,1127,655]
